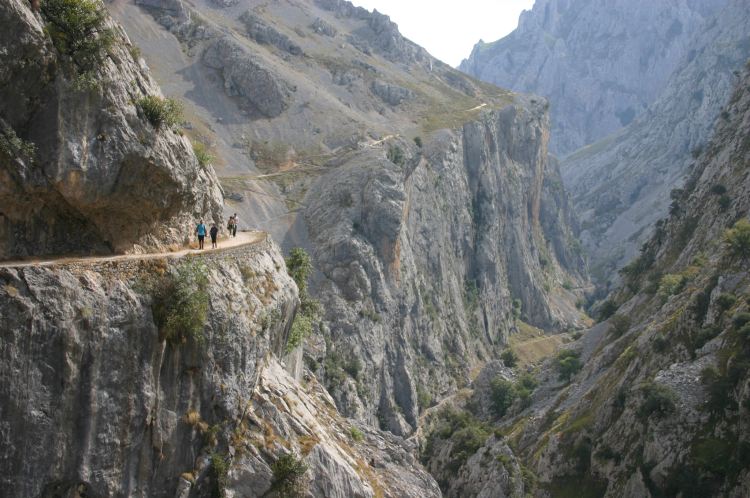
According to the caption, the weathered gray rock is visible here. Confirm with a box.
[561,0,750,283]
[239,11,303,56]
[454,61,750,498]
[0,240,298,497]
[202,37,293,118]
[371,80,414,106]
[460,0,728,155]
[311,17,337,37]
[303,101,588,434]
[0,0,223,260]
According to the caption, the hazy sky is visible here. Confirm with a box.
[351,0,535,67]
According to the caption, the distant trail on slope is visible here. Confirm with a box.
[0,231,268,269]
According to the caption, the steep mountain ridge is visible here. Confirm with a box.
[424,60,750,497]
[0,1,444,496]
[561,0,750,284]
[112,0,590,437]
[460,0,727,155]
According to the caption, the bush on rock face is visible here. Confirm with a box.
[137,96,184,129]
[152,260,210,344]
[42,0,114,70]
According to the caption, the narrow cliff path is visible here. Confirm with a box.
[0,231,268,269]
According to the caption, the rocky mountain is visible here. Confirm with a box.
[108,0,590,437]
[0,0,223,259]
[562,0,750,285]
[423,59,750,497]
[0,0,442,496]
[0,0,592,496]
[459,0,728,155]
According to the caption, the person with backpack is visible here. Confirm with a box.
[227,215,235,236]
[195,219,207,249]
[209,223,219,249]
[231,213,239,237]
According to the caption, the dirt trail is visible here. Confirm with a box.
[0,231,268,269]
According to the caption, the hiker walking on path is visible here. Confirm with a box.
[196,219,207,250]
[228,214,238,237]
[227,215,235,237]
[210,223,219,249]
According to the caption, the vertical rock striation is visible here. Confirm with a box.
[304,98,587,435]
[0,0,223,260]
[460,0,728,155]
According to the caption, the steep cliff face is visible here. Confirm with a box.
[110,0,590,439]
[460,0,727,155]
[303,99,587,436]
[0,239,439,497]
[561,0,750,284]
[424,61,750,498]
[0,0,223,260]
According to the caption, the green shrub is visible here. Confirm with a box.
[555,350,582,381]
[598,300,618,320]
[41,0,115,70]
[658,274,686,297]
[638,383,677,420]
[386,144,405,165]
[701,367,736,413]
[723,219,750,266]
[152,260,210,344]
[500,349,518,368]
[718,194,732,211]
[209,453,229,498]
[710,184,727,195]
[285,248,319,352]
[490,377,517,417]
[716,293,737,312]
[0,124,36,162]
[417,385,432,411]
[192,141,214,168]
[512,298,522,319]
[285,312,312,353]
[286,248,313,296]
[652,335,669,352]
[515,373,538,409]
[270,453,308,497]
[609,314,631,337]
[349,427,364,442]
[137,95,183,129]
[733,312,750,329]
[413,136,423,148]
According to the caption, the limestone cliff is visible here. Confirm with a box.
[0,238,439,497]
[561,0,750,284]
[460,0,727,155]
[0,0,223,260]
[303,99,587,436]
[110,0,590,440]
[424,59,750,498]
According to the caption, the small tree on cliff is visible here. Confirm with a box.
[724,219,750,267]
[285,248,319,351]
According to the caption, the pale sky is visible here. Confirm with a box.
[352,0,535,67]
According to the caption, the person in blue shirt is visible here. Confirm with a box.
[195,219,207,249]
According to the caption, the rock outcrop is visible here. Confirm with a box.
[303,99,588,436]
[202,37,294,118]
[561,0,750,283]
[460,0,728,155]
[0,0,223,260]
[0,236,441,497]
[424,58,750,498]
[110,0,590,446]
